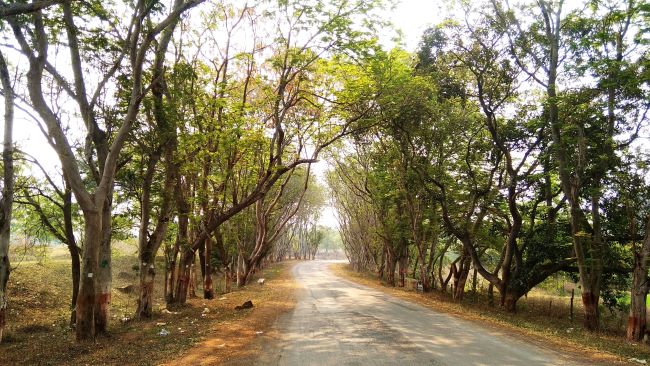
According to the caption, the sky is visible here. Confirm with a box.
[3,0,444,230]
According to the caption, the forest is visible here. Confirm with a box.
[0,0,649,361]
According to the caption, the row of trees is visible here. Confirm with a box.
[0,0,381,342]
[331,0,650,341]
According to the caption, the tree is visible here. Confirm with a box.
[491,0,648,329]
[164,0,382,305]
[238,166,314,286]
[14,157,81,325]
[0,49,14,344]
[5,0,205,340]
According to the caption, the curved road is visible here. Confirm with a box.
[255,260,591,366]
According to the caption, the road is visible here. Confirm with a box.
[254,260,591,366]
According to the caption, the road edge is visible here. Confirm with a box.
[329,262,634,366]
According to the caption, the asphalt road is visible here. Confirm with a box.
[255,260,590,366]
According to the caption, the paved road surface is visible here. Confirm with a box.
[255,260,589,366]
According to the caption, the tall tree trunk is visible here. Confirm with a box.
[571,206,602,330]
[377,246,386,280]
[471,267,478,294]
[136,147,176,315]
[94,196,113,335]
[62,181,81,325]
[418,256,430,292]
[135,147,175,315]
[136,255,156,319]
[198,238,206,285]
[168,179,190,305]
[627,215,650,341]
[397,248,408,288]
[138,3,180,312]
[173,250,193,304]
[203,238,214,299]
[386,248,397,287]
[165,235,180,304]
[188,253,197,298]
[0,51,14,344]
[237,254,250,287]
[76,211,102,341]
[135,150,160,318]
[68,243,81,325]
[538,2,604,331]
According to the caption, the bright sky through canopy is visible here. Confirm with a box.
[316,0,443,229]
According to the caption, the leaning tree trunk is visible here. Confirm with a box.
[627,215,650,341]
[237,254,251,287]
[452,255,470,301]
[0,51,14,344]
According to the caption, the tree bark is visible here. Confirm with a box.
[0,50,14,344]
[237,254,251,287]
[188,254,197,298]
[68,242,81,325]
[203,238,214,299]
[397,243,408,288]
[174,250,194,304]
[76,211,102,341]
[452,254,470,301]
[385,246,396,287]
[94,196,113,335]
[627,216,650,341]
[8,0,205,341]
[136,260,156,319]
[504,292,519,313]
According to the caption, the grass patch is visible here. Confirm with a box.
[0,249,297,366]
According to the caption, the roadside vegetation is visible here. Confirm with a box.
[325,0,650,354]
[1,244,296,365]
[1,0,359,350]
[0,0,649,363]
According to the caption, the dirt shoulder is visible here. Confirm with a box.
[161,261,298,365]
[330,263,646,366]
[0,259,297,366]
